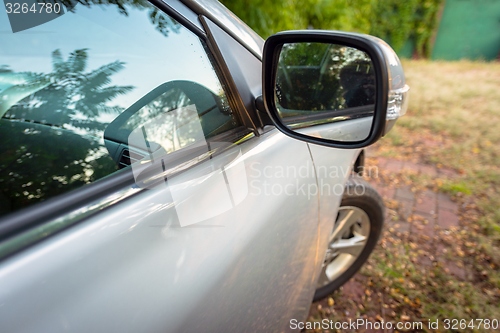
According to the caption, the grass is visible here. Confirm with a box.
[308,60,500,332]
[393,60,500,271]
[439,179,472,196]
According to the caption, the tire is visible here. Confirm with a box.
[313,177,384,302]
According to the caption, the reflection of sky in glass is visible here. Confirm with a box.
[0,3,222,108]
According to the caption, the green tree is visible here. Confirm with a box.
[221,0,443,58]
[221,0,372,37]
[220,0,304,37]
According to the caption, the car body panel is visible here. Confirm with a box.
[0,130,356,332]
[308,144,359,273]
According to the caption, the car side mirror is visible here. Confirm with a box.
[261,30,409,149]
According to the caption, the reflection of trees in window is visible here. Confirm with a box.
[0,123,116,216]
[5,49,133,134]
[58,0,181,37]
[0,1,185,218]
[0,49,132,218]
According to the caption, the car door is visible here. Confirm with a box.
[0,1,323,332]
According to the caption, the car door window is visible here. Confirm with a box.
[0,0,242,218]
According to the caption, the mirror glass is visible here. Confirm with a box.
[275,42,376,142]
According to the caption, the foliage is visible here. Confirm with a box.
[218,0,302,37]
[413,0,443,57]
[220,0,443,58]
[371,0,443,57]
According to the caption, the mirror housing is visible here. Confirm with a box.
[262,30,408,149]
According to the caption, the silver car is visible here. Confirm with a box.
[0,0,408,331]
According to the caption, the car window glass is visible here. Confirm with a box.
[0,0,241,218]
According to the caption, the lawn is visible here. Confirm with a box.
[307,60,500,332]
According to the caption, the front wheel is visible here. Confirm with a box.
[313,178,384,302]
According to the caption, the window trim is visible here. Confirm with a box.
[151,0,205,38]
[200,15,260,135]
